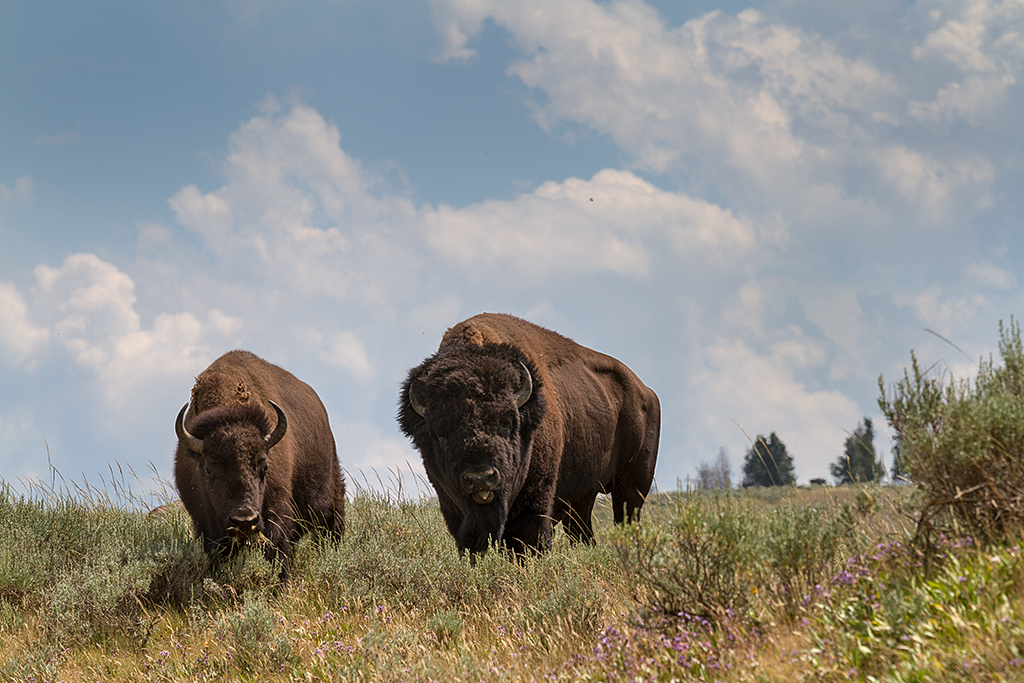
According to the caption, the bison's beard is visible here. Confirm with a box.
[456,501,508,554]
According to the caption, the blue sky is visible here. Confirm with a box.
[2,0,1023,497]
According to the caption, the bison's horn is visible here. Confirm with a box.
[175,403,204,455]
[408,382,428,417]
[265,401,288,448]
[514,362,533,409]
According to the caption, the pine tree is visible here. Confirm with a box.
[829,417,886,484]
[890,436,909,483]
[741,432,795,487]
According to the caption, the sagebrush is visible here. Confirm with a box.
[880,318,1024,543]
[1,475,1021,682]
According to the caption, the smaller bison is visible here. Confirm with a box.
[399,313,660,556]
[174,350,345,577]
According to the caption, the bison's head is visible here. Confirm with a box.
[175,400,287,550]
[398,343,546,554]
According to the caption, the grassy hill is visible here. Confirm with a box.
[0,476,1021,682]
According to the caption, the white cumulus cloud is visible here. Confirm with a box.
[431,0,1019,240]
[909,0,1024,125]
[23,254,245,412]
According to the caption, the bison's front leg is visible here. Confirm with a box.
[436,491,465,542]
[202,533,231,560]
[502,510,553,555]
[261,511,296,581]
[259,542,291,581]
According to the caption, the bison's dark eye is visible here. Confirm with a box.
[203,465,213,479]
[256,459,269,477]
[429,426,448,448]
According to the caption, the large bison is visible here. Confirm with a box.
[174,350,345,576]
[398,313,660,555]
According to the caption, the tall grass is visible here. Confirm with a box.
[1,469,1021,682]
[7,323,1024,680]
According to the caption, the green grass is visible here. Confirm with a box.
[0,475,1022,682]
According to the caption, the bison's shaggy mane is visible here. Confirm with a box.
[188,402,272,440]
[441,342,545,388]
[397,342,547,439]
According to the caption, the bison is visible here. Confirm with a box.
[398,313,660,555]
[174,350,345,577]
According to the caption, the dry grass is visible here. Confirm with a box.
[1,475,1022,682]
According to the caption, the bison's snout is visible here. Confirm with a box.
[227,509,261,537]
[461,466,501,504]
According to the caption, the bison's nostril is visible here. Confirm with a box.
[228,511,260,533]
[461,467,500,492]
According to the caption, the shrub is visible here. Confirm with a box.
[215,592,294,673]
[879,319,1024,543]
[806,536,1024,680]
[611,491,864,625]
[610,493,756,620]
[757,500,859,617]
[426,610,462,649]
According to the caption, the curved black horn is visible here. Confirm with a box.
[175,403,204,455]
[408,382,427,417]
[265,401,288,448]
[514,362,533,409]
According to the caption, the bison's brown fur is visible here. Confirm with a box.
[399,313,660,555]
[174,350,345,577]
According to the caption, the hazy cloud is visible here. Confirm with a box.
[320,331,375,382]
[433,1,898,210]
[908,0,1024,125]
[32,131,79,146]
[965,260,1016,289]
[695,335,863,480]
[0,176,33,202]
[0,283,49,366]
